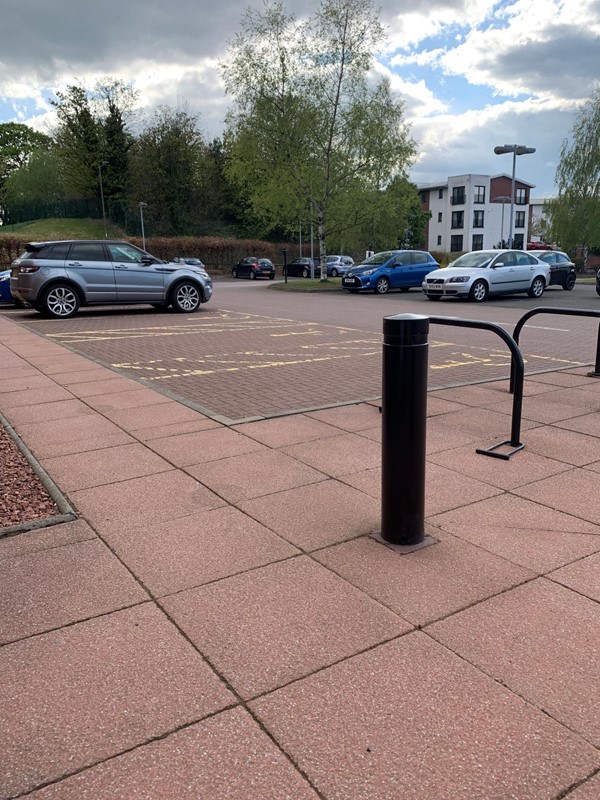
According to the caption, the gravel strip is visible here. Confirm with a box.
[0,422,59,530]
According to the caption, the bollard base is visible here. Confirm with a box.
[371,531,438,554]
[587,370,600,378]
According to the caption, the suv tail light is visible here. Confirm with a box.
[19,261,40,273]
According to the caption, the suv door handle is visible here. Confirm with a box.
[114,265,129,269]
[67,262,82,266]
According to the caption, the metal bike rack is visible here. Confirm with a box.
[429,316,525,460]
[509,307,600,393]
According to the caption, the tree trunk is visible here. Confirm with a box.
[317,210,327,281]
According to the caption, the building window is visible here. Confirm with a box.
[438,188,443,199]
[472,234,484,251]
[418,192,427,204]
[451,210,464,229]
[437,212,442,223]
[474,185,486,203]
[450,235,463,252]
[437,235,442,245]
[451,186,465,205]
[473,210,484,228]
[515,211,525,228]
[516,188,528,205]
[513,233,525,249]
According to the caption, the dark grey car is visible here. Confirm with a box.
[10,240,212,318]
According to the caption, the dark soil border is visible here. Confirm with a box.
[0,412,77,538]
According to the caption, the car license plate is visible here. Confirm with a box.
[344,278,356,284]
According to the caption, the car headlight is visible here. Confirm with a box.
[361,269,376,276]
[448,276,470,283]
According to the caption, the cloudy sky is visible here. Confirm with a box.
[1,0,599,197]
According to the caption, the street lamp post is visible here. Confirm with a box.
[98,161,108,239]
[138,202,147,251]
[493,144,535,249]
[494,195,512,248]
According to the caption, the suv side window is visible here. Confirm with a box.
[68,243,108,261]
[107,244,144,263]
[39,243,71,260]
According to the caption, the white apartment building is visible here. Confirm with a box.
[417,173,535,253]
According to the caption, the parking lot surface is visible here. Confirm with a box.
[10,280,598,422]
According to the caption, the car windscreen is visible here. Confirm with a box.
[450,253,494,268]
[362,251,397,266]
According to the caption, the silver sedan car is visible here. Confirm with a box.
[422,249,551,302]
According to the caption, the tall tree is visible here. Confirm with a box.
[51,86,102,199]
[0,122,51,198]
[128,106,206,235]
[547,89,600,267]
[221,0,417,279]
[3,149,66,208]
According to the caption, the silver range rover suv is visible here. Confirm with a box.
[10,240,212,318]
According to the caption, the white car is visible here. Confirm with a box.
[422,249,551,302]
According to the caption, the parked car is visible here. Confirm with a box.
[422,249,550,302]
[10,240,212,319]
[596,268,600,296]
[325,255,354,277]
[536,250,577,290]
[232,256,275,280]
[342,250,440,295]
[526,242,553,251]
[0,269,13,303]
[285,257,320,278]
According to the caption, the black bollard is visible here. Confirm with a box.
[380,313,429,545]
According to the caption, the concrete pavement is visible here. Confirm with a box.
[1,310,599,799]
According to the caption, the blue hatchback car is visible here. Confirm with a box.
[342,250,439,294]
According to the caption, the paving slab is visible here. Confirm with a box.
[69,470,225,536]
[315,533,532,625]
[41,442,173,491]
[561,772,600,799]
[84,387,173,412]
[517,424,600,466]
[339,462,501,516]
[250,633,599,800]
[0,384,73,408]
[429,578,600,746]
[430,494,600,573]
[0,604,234,799]
[0,374,56,394]
[306,403,382,431]
[14,415,134,459]
[51,367,117,385]
[162,557,410,699]
[2,398,96,426]
[147,425,265,467]
[428,442,572,489]
[548,552,600,603]
[188,448,327,503]
[514,468,600,526]
[65,376,147,397]
[239,480,380,550]
[232,413,342,448]
[282,432,381,476]
[101,506,299,597]
[555,411,600,437]
[529,371,599,388]
[26,707,319,800]
[102,401,216,433]
[0,519,96,560]
[0,538,148,644]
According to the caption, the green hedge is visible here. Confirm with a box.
[0,234,295,272]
